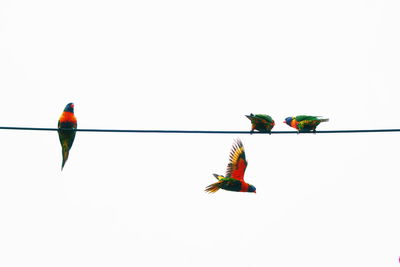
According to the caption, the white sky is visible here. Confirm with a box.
[1,0,400,266]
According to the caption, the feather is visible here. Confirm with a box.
[226,139,247,181]
[205,182,221,193]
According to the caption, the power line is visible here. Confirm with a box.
[0,126,400,134]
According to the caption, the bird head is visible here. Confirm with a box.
[284,117,292,126]
[248,184,256,193]
[64,103,74,113]
[245,113,254,120]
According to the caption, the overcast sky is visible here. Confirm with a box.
[1,1,400,266]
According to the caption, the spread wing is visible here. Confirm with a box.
[225,139,247,182]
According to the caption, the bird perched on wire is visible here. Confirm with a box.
[58,103,77,170]
[245,113,275,134]
[284,115,329,133]
[205,139,256,193]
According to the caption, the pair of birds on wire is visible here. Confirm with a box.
[246,113,329,134]
[56,103,329,195]
[206,114,329,194]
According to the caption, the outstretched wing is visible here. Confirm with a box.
[225,139,247,182]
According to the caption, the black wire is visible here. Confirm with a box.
[0,126,400,134]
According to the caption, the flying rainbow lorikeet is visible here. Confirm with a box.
[245,113,275,134]
[284,115,329,133]
[58,103,77,170]
[205,139,256,193]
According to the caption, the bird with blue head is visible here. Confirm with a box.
[205,139,256,194]
[284,115,329,133]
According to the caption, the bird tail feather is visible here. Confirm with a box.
[61,144,70,170]
[317,117,329,122]
[205,182,221,193]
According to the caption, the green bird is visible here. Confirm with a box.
[284,115,329,133]
[245,113,275,134]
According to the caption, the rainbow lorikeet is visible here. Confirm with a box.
[205,139,256,193]
[58,103,77,170]
[284,115,329,133]
[245,113,275,134]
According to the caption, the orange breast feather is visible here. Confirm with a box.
[290,119,299,130]
[59,112,77,124]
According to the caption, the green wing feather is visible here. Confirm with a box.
[253,114,274,123]
[58,121,77,170]
[246,114,274,124]
[295,115,329,122]
[295,115,319,122]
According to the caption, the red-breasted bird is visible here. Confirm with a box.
[245,113,275,134]
[58,103,77,170]
[205,139,256,193]
[284,115,329,133]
